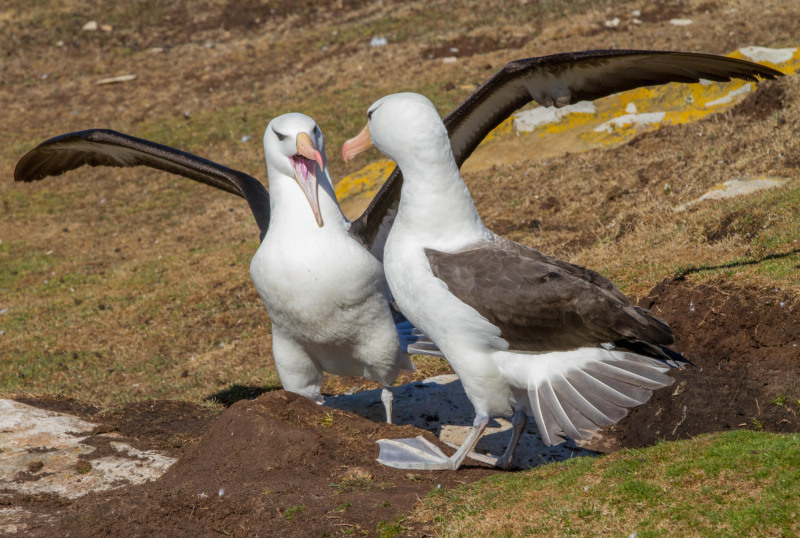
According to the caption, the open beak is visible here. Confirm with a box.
[292,132,325,227]
[342,124,373,162]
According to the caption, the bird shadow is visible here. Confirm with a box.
[325,375,597,470]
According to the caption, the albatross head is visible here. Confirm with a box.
[264,113,327,227]
[342,93,449,167]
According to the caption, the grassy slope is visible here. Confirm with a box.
[2,0,800,534]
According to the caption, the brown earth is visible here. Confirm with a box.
[8,277,800,536]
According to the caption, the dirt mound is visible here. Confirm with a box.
[731,78,788,120]
[600,277,800,450]
[17,392,493,537]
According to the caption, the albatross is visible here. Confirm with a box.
[14,113,439,423]
[342,49,782,469]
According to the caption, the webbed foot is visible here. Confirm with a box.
[376,436,456,470]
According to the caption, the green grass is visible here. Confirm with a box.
[283,503,305,522]
[421,430,800,536]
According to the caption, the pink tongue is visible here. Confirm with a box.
[293,156,311,180]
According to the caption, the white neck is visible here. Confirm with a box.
[266,164,348,235]
[390,132,486,247]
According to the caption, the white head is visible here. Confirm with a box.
[264,113,327,226]
[341,93,451,169]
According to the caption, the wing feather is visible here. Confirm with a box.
[14,129,270,239]
[425,237,675,352]
[352,50,782,249]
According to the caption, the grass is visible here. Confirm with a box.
[283,504,305,522]
[419,430,800,536]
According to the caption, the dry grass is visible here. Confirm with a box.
[2,0,800,408]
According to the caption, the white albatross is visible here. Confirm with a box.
[342,50,782,469]
[13,113,440,423]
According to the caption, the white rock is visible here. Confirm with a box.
[593,112,666,133]
[82,21,98,31]
[669,19,693,26]
[442,56,458,64]
[370,36,387,47]
[605,17,620,28]
[514,101,597,132]
[675,176,787,211]
[704,83,752,107]
[0,400,176,499]
[739,46,797,65]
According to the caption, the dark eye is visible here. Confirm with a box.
[367,110,374,120]
[313,125,319,136]
[272,128,287,142]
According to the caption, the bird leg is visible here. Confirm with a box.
[376,414,489,471]
[495,410,527,469]
[381,386,394,424]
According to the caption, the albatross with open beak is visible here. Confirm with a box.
[251,113,418,419]
[342,50,782,470]
[14,113,438,424]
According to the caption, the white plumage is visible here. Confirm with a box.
[252,113,415,420]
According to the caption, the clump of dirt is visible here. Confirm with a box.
[730,79,788,120]
[596,277,800,450]
[12,392,494,537]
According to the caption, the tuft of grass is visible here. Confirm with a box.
[283,504,305,522]
[419,430,800,536]
[377,516,407,538]
[318,411,334,428]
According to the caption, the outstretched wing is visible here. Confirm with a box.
[14,129,271,240]
[350,49,783,249]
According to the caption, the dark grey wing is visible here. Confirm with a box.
[14,129,271,240]
[443,49,784,167]
[347,167,402,255]
[351,50,783,249]
[426,237,691,445]
[425,238,676,354]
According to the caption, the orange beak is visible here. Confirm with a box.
[296,132,324,169]
[342,124,373,162]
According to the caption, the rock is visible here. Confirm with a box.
[82,21,98,31]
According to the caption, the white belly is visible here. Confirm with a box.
[251,225,402,380]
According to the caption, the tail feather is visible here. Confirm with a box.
[500,346,682,446]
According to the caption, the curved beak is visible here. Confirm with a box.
[342,124,372,162]
[293,132,324,227]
